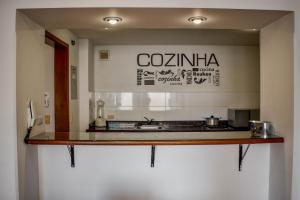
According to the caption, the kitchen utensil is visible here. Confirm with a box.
[204,115,221,127]
[249,120,259,132]
[249,120,273,138]
[261,121,273,138]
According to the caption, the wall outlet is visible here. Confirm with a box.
[45,115,50,125]
[106,114,115,120]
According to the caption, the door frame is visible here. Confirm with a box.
[45,31,70,132]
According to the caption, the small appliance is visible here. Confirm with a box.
[95,99,106,127]
[228,108,260,128]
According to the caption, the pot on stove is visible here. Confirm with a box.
[204,115,221,127]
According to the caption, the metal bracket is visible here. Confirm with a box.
[67,145,75,168]
[239,144,251,171]
[151,145,156,168]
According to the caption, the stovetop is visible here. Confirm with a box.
[87,120,249,132]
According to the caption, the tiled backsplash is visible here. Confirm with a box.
[90,92,259,121]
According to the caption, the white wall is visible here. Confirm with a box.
[89,39,95,92]
[92,45,259,121]
[38,145,270,200]
[78,39,94,131]
[260,14,294,200]
[88,29,259,46]
[0,1,299,200]
[88,40,95,124]
[94,45,259,93]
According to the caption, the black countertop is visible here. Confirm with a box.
[87,120,250,132]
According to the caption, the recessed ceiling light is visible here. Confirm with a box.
[103,16,122,25]
[188,16,207,24]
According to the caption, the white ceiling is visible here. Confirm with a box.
[71,29,259,46]
[21,8,289,30]
[20,8,290,45]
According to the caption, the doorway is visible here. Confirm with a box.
[45,31,69,132]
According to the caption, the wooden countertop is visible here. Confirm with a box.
[27,131,284,145]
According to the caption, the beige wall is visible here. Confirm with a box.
[44,44,54,131]
[16,12,48,200]
[16,14,80,200]
[260,13,294,200]
[292,3,300,200]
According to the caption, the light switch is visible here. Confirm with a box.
[45,115,50,125]
[71,66,78,100]
[44,92,50,108]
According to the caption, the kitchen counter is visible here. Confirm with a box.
[27,131,283,145]
[27,131,283,169]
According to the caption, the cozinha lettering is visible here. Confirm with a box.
[137,53,219,67]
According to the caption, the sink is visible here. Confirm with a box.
[137,124,163,130]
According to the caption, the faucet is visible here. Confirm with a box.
[144,117,154,125]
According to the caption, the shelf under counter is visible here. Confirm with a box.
[27,131,284,145]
